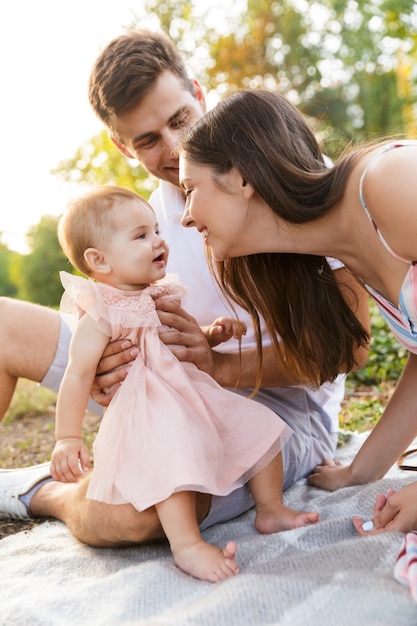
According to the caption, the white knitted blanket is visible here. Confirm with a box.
[1,433,417,626]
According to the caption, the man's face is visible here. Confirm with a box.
[110,71,206,187]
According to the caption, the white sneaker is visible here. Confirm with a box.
[0,462,51,519]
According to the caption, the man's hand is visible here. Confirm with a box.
[156,297,218,377]
[91,340,139,407]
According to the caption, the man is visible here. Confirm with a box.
[0,30,370,546]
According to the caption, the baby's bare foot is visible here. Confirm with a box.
[172,539,239,582]
[255,504,319,534]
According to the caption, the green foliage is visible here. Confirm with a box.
[3,379,57,423]
[0,236,18,297]
[340,395,385,432]
[203,0,417,152]
[349,299,408,386]
[18,215,69,307]
[52,132,158,199]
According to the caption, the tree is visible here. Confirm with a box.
[19,216,69,307]
[53,0,417,184]
[0,235,18,297]
[52,132,157,199]
[203,0,417,149]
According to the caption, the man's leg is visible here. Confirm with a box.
[32,475,212,547]
[0,298,61,420]
[31,475,170,547]
[0,298,101,421]
[0,465,212,547]
[0,387,335,546]
[36,478,259,545]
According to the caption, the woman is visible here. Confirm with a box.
[179,88,417,535]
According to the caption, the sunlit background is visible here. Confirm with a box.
[0,0,243,253]
[1,0,416,255]
[0,1,136,251]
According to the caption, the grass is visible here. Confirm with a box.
[339,379,395,433]
[3,376,395,436]
[0,379,100,468]
[3,379,58,423]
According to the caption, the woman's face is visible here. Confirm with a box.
[179,154,262,261]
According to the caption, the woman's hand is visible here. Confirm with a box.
[353,481,417,535]
[307,458,355,491]
[90,340,139,407]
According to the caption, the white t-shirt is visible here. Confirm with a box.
[150,180,345,432]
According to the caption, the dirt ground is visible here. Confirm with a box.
[0,411,101,540]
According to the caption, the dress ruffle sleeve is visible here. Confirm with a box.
[59,271,114,335]
[59,272,187,340]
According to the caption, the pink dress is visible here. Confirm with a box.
[60,271,292,512]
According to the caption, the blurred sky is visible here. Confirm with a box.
[0,1,160,253]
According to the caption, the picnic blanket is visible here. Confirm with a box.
[1,432,417,626]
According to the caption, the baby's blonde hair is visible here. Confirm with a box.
[58,185,149,275]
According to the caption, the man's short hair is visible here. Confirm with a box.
[89,29,195,135]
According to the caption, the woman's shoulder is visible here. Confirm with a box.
[361,141,417,179]
[359,142,417,260]
[360,141,417,199]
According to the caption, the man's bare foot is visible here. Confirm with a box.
[254,501,319,534]
[172,539,239,582]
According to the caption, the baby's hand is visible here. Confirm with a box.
[205,317,247,347]
[51,437,90,483]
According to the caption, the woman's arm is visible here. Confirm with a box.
[308,351,417,490]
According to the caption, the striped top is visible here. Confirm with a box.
[359,142,417,354]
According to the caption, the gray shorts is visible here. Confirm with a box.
[200,387,337,530]
[42,316,337,531]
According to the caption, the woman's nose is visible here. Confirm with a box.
[181,207,194,228]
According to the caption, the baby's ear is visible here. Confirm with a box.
[83,248,111,274]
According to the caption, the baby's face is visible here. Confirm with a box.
[104,199,168,290]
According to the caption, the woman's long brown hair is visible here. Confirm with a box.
[183,89,370,388]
